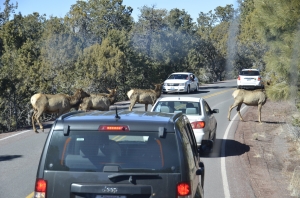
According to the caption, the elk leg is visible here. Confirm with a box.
[129,99,136,111]
[34,110,44,132]
[236,104,244,121]
[31,110,38,133]
[145,104,148,111]
[258,104,262,123]
[228,104,238,121]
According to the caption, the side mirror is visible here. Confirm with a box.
[198,161,205,189]
[196,168,203,176]
[212,109,219,114]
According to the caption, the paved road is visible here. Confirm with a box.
[0,80,253,198]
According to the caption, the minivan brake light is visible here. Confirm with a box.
[98,125,129,131]
[34,178,47,198]
[177,182,190,196]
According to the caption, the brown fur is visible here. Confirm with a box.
[31,88,90,133]
[78,88,117,111]
[127,84,163,111]
[228,89,267,123]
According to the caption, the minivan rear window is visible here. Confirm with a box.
[240,70,260,76]
[44,131,180,173]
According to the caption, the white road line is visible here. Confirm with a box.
[221,106,247,198]
[0,130,31,141]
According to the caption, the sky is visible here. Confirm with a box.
[3,0,238,23]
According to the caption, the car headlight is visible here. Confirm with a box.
[164,83,167,86]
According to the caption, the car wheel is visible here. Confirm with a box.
[186,85,190,94]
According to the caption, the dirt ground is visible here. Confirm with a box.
[235,100,300,197]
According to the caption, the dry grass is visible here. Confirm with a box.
[289,166,300,197]
[237,101,300,197]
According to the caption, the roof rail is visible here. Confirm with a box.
[58,110,84,121]
[171,112,183,122]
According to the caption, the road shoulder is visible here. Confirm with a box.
[235,100,300,197]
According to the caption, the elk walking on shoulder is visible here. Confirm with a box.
[127,84,163,111]
[228,89,267,123]
[30,88,90,133]
[79,88,117,111]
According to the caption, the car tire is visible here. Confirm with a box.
[186,85,190,94]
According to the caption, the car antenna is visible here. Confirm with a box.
[115,107,120,120]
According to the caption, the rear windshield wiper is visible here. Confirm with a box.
[108,173,160,179]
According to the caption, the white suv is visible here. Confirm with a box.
[163,72,199,94]
[237,69,264,89]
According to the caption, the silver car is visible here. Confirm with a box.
[151,96,219,153]
[163,72,199,94]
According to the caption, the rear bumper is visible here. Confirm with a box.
[237,85,264,90]
[163,86,187,93]
[193,129,205,147]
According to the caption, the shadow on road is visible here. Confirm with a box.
[163,90,210,95]
[0,155,22,162]
[201,138,250,158]
[200,85,237,90]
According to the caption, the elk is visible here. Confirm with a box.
[127,83,163,111]
[228,89,267,123]
[78,88,117,111]
[31,88,90,133]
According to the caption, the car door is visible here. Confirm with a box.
[204,101,215,133]
[190,73,196,90]
[182,118,204,198]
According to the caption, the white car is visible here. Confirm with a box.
[163,72,199,94]
[237,69,264,89]
[151,96,219,153]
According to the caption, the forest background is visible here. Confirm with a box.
[0,0,299,133]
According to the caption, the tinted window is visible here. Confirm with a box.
[168,74,188,80]
[175,119,197,171]
[153,101,201,115]
[240,70,260,76]
[44,130,180,173]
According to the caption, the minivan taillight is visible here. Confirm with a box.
[258,77,261,81]
[177,182,191,196]
[34,178,47,198]
[191,121,205,129]
[237,75,240,80]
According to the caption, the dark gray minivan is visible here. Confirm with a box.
[34,110,204,198]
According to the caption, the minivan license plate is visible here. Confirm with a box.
[96,196,126,198]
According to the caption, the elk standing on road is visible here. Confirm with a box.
[31,88,90,133]
[79,88,117,111]
[228,89,267,123]
[127,84,163,111]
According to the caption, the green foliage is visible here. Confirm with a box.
[252,0,300,100]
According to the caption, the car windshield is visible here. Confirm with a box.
[240,70,260,76]
[153,101,201,115]
[167,74,188,80]
[44,130,180,173]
